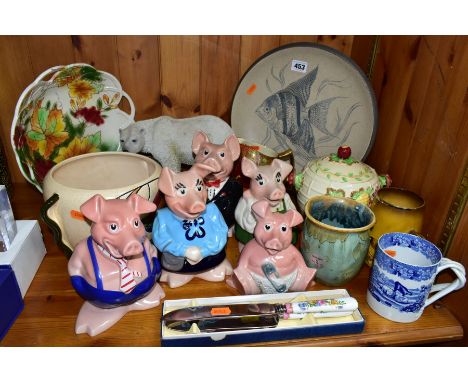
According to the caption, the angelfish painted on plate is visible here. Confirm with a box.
[255,65,361,166]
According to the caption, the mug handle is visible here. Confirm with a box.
[424,258,466,307]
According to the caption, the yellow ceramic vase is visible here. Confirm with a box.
[366,187,425,266]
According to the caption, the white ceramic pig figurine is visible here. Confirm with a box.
[192,131,243,230]
[228,200,316,294]
[68,194,165,336]
[152,163,232,288]
[234,157,297,247]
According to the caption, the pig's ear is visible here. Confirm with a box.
[80,194,106,223]
[251,200,270,221]
[272,159,293,180]
[241,157,258,178]
[285,209,304,227]
[192,162,216,178]
[192,131,210,155]
[159,167,176,197]
[225,134,240,161]
[127,194,156,214]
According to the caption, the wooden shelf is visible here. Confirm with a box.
[1,184,463,346]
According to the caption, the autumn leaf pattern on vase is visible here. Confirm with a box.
[68,79,96,101]
[26,101,69,159]
[13,64,120,189]
[54,133,101,163]
[74,106,105,126]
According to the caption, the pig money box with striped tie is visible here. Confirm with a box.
[68,194,165,337]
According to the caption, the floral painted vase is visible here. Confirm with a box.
[11,64,135,192]
[296,146,390,212]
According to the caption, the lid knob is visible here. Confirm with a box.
[337,145,352,160]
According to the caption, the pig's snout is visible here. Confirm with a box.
[269,188,285,202]
[123,240,144,256]
[189,201,206,215]
[202,157,221,172]
[265,238,283,252]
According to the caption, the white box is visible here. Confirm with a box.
[0,220,46,297]
[161,289,365,346]
[0,185,17,251]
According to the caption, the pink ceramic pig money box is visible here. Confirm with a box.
[235,157,297,247]
[152,163,231,288]
[68,194,165,336]
[228,200,316,294]
[192,131,243,230]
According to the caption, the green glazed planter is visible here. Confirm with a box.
[301,195,375,286]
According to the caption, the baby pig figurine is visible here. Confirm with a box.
[228,200,316,294]
[235,157,297,248]
[152,163,232,288]
[192,131,242,230]
[68,194,165,336]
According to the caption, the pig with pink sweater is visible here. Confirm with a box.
[152,163,231,288]
[68,194,165,336]
[234,157,297,247]
[228,200,316,294]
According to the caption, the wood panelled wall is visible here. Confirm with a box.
[368,36,468,244]
[0,35,465,251]
[0,35,370,186]
[367,36,468,345]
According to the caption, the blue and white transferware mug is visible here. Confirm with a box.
[367,232,466,323]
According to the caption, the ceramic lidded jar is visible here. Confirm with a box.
[296,146,388,212]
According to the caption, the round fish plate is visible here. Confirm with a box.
[11,63,135,192]
[231,43,378,172]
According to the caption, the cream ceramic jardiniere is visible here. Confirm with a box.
[42,152,161,256]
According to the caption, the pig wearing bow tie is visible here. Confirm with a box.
[68,194,165,336]
[192,131,243,230]
[228,200,315,294]
[152,163,231,288]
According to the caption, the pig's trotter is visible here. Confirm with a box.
[160,270,194,288]
[230,267,259,295]
[185,246,202,264]
[197,259,233,282]
[133,283,165,309]
[75,301,129,337]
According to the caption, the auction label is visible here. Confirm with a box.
[291,59,308,73]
